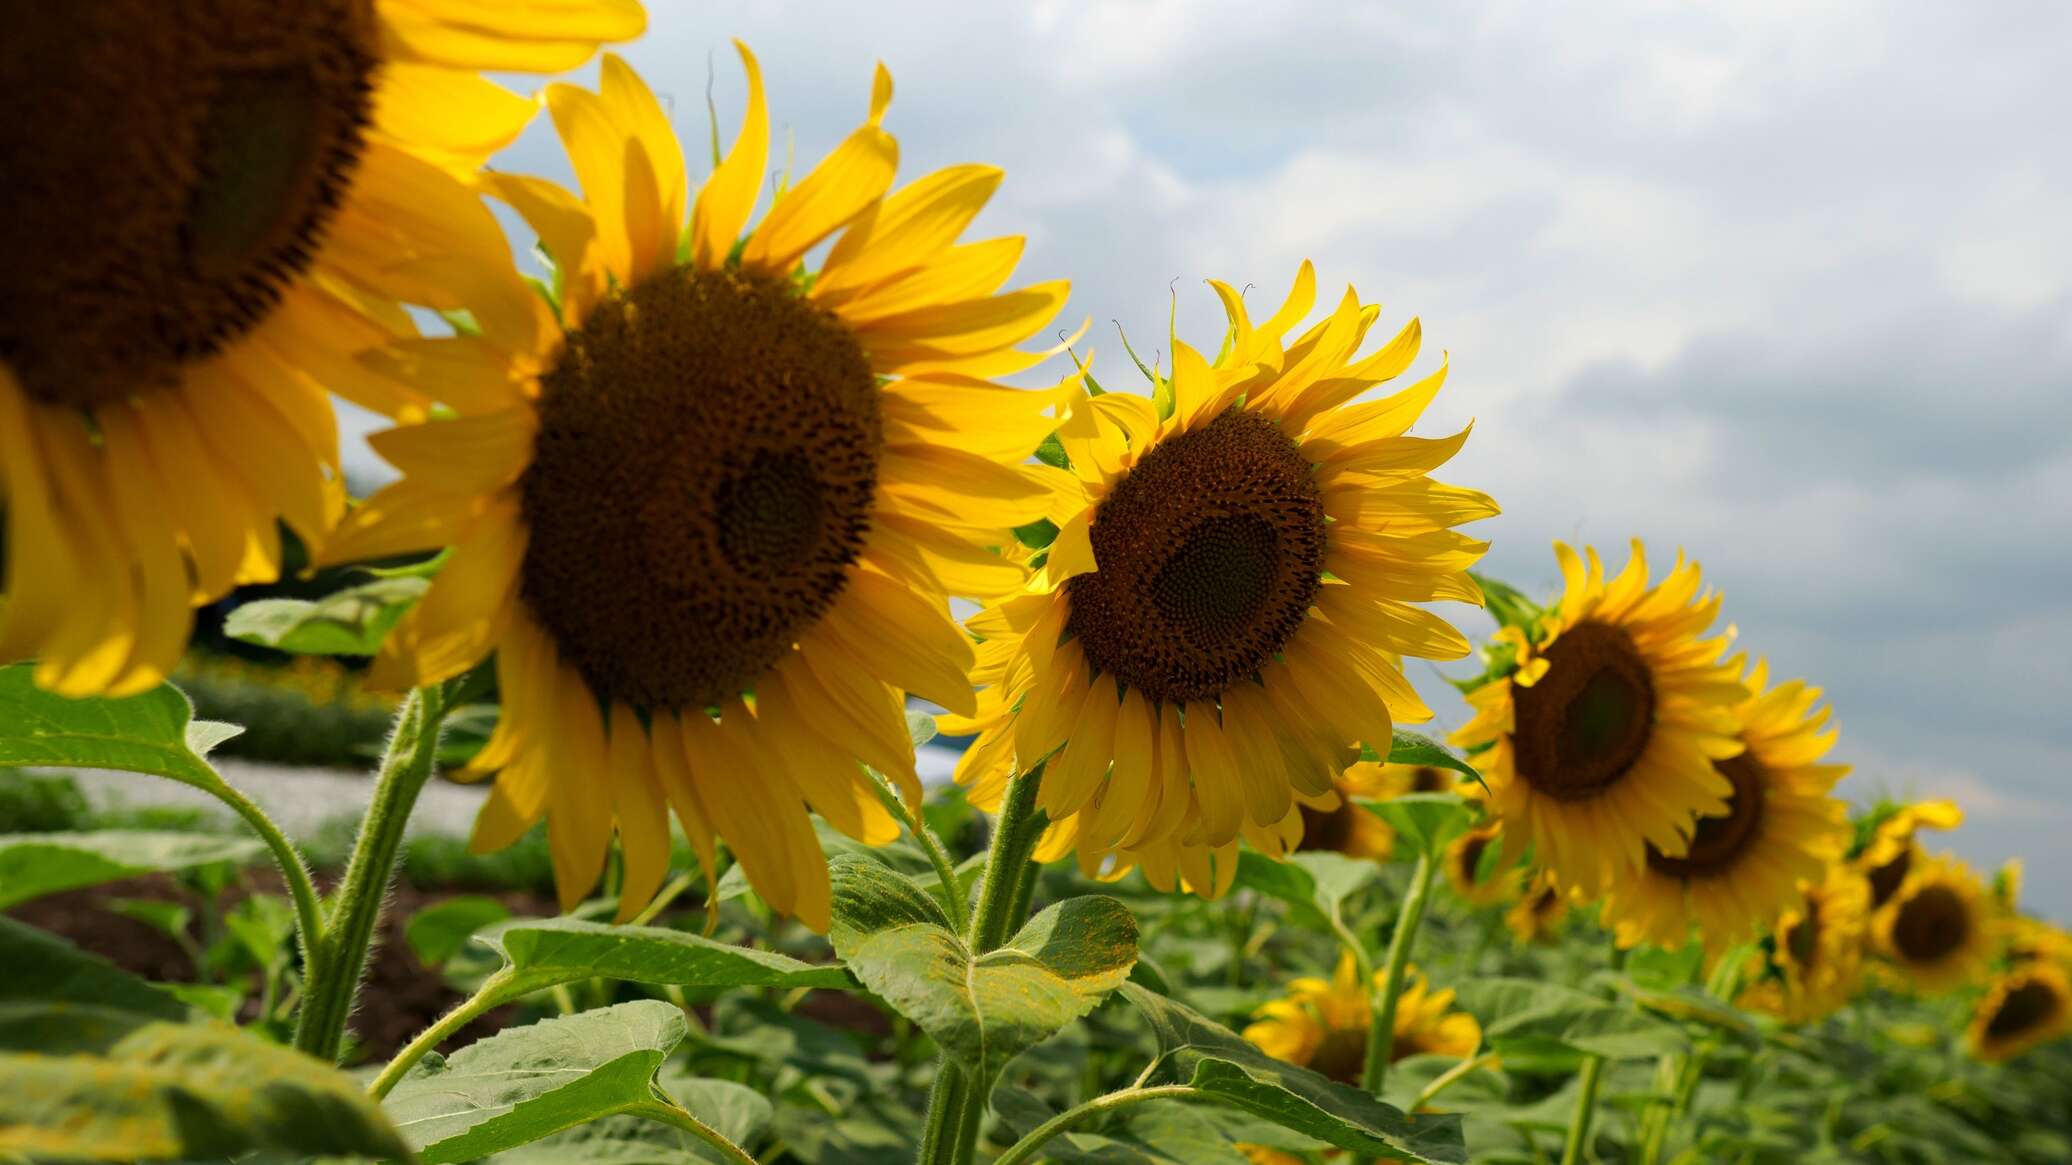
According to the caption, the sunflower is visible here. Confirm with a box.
[1599,659,1850,952]
[1506,870,1571,945]
[1454,542,1749,901]
[1967,963,2072,1064]
[1852,799,1963,911]
[1737,863,1871,1025]
[1444,823,1518,908]
[0,0,643,696]
[323,49,1069,926]
[1870,853,1995,995]
[1291,760,1420,862]
[2005,917,2072,969]
[1243,953,1480,1082]
[948,263,1492,873]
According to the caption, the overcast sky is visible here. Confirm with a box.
[348,1,2071,917]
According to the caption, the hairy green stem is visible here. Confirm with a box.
[294,685,448,1061]
[628,1098,761,1165]
[869,770,969,933]
[1362,848,1437,1094]
[211,777,329,995]
[916,763,1047,1165]
[368,966,515,1099]
[989,1086,1202,1165]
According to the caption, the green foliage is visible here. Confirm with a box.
[1363,793,1478,856]
[483,915,854,993]
[0,921,407,1162]
[827,854,1140,1084]
[0,662,240,793]
[405,893,513,966]
[0,829,262,907]
[223,576,429,656]
[384,1000,697,1162]
[1120,983,1468,1163]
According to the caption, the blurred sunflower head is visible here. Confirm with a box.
[1852,798,1963,911]
[1600,658,1851,952]
[1444,823,1519,908]
[1290,760,1423,863]
[1738,863,1871,1025]
[2004,917,2072,969]
[325,48,1069,927]
[1871,853,1995,995]
[1453,541,1748,901]
[1506,870,1571,945]
[949,263,1492,880]
[1967,963,2072,1064]
[0,0,642,695]
[1243,953,1479,1083]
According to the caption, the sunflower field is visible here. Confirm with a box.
[2,4,2067,1164]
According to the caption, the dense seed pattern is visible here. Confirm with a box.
[1066,410,1325,704]
[0,0,378,404]
[1890,884,1969,963]
[1511,621,1657,801]
[519,267,882,711]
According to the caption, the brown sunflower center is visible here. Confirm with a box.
[1297,798,1359,855]
[1510,620,1656,801]
[518,267,882,712]
[1984,980,2061,1040]
[1454,833,1492,885]
[0,0,378,406]
[1410,765,1449,793]
[1645,751,1767,879]
[1065,410,1325,704]
[1890,884,1969,964]
[1866,845,1912,909]
[1308,1025,1368,1084]
[1785,897,1822,968]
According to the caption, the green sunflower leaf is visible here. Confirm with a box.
[383,999,698,1163]
[1233,850,1379,924]
[0,829,263,909]
[1118,983,1467,1163]
[403,894,512,968]
[223,575,429,656]
[0,664,240,794]
[0,921,407,1162]
[1456,977,1687,1063]
[1361,793,1477,857]
[826,854,1139,1084]
[1383,730,1483,786]
[480,916,854,995]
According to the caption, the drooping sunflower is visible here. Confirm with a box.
[1599,659,1851,952]
[1506,870,1571,945]
[1870,853,1995,995]
[0,0,643,696]
[1444,823,1518,908]
[1737,863,1871,1025]
[1454,542,1749,901]
[1968,963,2072,1064]
[324,49,1069,926]
[1852,799,1963,911]
[948,263,1492,872]
[1243,953,1480,1082]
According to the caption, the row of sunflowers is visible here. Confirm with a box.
[2,3,2065,1163]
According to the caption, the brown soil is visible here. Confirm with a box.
[6,872,556,1061]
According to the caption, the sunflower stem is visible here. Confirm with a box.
[1560,943,1630,1165]
[209,773,329,1006]
[989,1086,1203,1165]
[293,683,449,1062]
[1361,848,1438,1097]
[368,966,516,1100]
[916,763,1048,1165]
[625,1098,761,1165]
[869,768,969,934]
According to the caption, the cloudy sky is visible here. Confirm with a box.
[353,1,2071,916]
